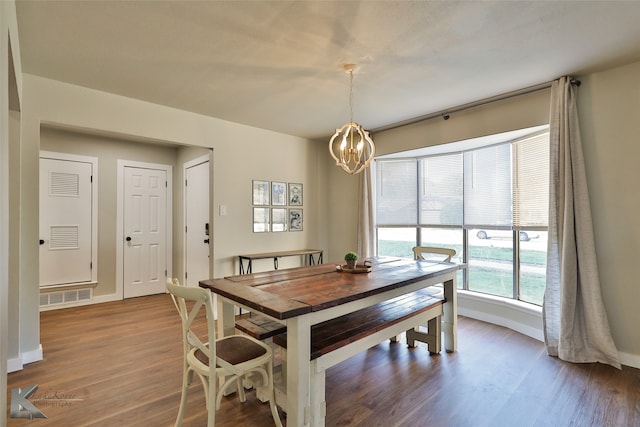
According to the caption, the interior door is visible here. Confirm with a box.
[185,158,210,287]
[123,166,167,298]
[39,157,93,286]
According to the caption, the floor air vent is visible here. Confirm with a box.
[40,288,93,308]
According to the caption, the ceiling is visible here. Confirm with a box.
[15,1,640,140]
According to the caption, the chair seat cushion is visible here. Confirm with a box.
[194,335,268,366]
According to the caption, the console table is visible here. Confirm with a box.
[238,249,323,274]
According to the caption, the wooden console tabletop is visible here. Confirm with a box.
[238,248,323,274]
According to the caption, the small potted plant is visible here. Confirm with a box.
[344,251,358,269]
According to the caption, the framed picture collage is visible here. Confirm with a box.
[252,180,303,233]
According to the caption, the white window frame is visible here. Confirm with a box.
[375,126,549,305]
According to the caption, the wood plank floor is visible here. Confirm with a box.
[6,294,640,426]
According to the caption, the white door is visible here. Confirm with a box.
[39,157,93,286]
[123,166,168,298]
[184,158,210,287]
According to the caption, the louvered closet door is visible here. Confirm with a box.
[39,158,93,286]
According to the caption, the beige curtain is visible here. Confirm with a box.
[356,164,375,259]
[543,76,621,369]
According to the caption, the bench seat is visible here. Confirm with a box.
[272,287,445,360]
[235,314,286,341]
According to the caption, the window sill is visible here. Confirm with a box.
[457,290,543,342]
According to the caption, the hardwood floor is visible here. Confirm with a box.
[6,294,640,426]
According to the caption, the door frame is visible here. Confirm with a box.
[183,153,212,286]
[40,151,98,286]
[116,159,173,299]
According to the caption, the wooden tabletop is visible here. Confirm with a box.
[199,258,461,320]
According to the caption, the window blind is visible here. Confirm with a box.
[375,130,549,229]
[376,159,417,225]
[419,154,463,225]
[464,144,512,227]
[513,133,549,226]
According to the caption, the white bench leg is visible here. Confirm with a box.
[405,315,442,353]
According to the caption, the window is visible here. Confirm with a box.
[375,126,549,305]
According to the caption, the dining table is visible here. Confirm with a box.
[199,257,461,426]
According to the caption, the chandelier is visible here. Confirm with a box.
[329,64,375,175]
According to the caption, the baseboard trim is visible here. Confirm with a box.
[458,291,640,369]
[90,293,122,304]
[22,344,43,365]
[7,356,22,373]
[8,344,43,373]
[619,351,640,370]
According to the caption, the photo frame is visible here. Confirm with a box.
[271,181,287,206]
[289,208,303,231]
[253,207,270,232]
[252,180,270,205]
[271,208,287,232]
[288,183,303,206]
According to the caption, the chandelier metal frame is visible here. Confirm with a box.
[329,64,375,175]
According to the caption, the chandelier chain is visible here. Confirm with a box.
[349,69,354,124]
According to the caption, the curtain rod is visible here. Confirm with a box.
[372,78,580,134]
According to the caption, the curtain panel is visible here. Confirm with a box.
[543,76,621,369]
[357,165,375,259]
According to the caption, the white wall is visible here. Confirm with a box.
[1,0,23,421]
[40,127,181,297]
[577,60,640,368]
[11,74,324,370]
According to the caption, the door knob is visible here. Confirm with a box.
[39,239,45,245]
[204,239,210,244]
[126,236,132,242]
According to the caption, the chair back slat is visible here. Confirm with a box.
[412,246,456,262]
[167,280,216,364]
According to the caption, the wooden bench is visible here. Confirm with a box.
[235,314,287,341]
[272,287,444,358]
[237,286,445,418]
[270,287,444,422]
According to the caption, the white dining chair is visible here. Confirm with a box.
[167,278,282,427]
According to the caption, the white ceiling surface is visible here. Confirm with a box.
[15,1,640,140]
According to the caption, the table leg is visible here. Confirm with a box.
[442,276,458,352]
[287,315,311,426]
[310,360,326,427]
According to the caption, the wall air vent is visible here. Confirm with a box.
[39,288,93,310]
